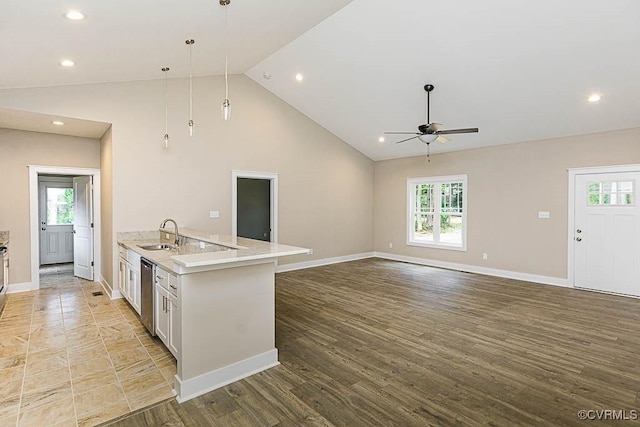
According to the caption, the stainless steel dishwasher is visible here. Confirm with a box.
[140,258,156,336]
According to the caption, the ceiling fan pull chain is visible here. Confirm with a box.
[427,142,431,162]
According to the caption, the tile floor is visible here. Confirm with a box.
[0,264,176,426]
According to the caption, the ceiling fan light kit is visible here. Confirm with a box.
[385,84,479,162]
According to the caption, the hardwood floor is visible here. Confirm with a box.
[104,258,640,426]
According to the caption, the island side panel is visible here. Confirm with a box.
[178,260,276,382]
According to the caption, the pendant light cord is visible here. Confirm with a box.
[189,42,193,124]
[162,67,169,147]
[186,39,195,134]
[163,67,169,136]
[224,4,229,101]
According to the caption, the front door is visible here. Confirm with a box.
[73,176,94,280]
[574,171,640,296]
[39,181,74,265]
[237,178,271,242]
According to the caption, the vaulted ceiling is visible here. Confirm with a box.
[2,0,639,160]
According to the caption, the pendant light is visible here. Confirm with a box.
[162,67,170,148]
[185,39,195,136]
[220,0,231,120]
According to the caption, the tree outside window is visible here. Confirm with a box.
[47,188,74,225]
[407,175,467,250]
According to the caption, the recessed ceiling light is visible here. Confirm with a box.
[60,59,75,67]
[588,93,602,103]
[65,10,86,20]
[295,73,304,82]
[52,121,65,126]
[378,136,385,143]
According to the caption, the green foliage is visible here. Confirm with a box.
[57,189,74,224]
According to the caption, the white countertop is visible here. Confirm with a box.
[118,228,309,274]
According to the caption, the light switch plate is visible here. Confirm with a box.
[538,211,550,219]
[209,211,220,218]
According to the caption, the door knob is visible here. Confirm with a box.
[576,229,582,233]
[576,237,582,242]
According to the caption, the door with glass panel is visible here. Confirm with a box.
[39,179,74,265]
[574,172,640,296]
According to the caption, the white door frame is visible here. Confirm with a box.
[231,170,278,243]
[567,163,640,288]
[29,165,101,290]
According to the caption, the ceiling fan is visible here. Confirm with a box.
[385,84,478,161]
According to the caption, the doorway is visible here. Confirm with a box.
[232,171,278,243]
[39,176,74,266]
[568,165,640,296]
[29,166,100,290]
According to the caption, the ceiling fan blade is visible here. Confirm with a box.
[384,132,420,135]
[436,127,479,135]
[394,135,421,144]
[426,122,443,133]
[436,136,451,143]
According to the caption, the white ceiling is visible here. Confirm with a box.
[0,108,110,139]
[2,0,639,160]
[0,0,353,88]
[247,0,640,160]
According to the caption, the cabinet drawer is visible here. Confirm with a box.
[168,273,178,296]
[118,245,127,258]
[127,249,141,268]
[156,266,169,289]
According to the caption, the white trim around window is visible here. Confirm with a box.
[407,174,467,251]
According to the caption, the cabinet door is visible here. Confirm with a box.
[154,284,169,345]
[168,292,180,358]
[118,257,127,297]
[129,266,141,315]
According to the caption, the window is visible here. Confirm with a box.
[46,187,74,225]
[407,175,467,250]
[587,181,634,206]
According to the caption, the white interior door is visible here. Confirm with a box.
[73,176,94,280]
[574,171,640,296]
[39,181,74,265]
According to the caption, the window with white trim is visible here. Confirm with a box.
[587,180,634,206]
[407,175,467,250]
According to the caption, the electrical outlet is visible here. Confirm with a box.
[308,248,313,255]
[482,253,488,260]
[209,210,220,218]
[538,211,550,219]
[389,243,393,249]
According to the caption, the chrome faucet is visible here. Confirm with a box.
[160,218,179,246]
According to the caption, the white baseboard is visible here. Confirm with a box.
[374,252,568,288]
[276,252,375,273]
[7,282,36,293]
[98,276,122,299]
[174,349,279,403]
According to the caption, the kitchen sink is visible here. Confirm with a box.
[177,242,230,254]
[137,242,230,253]
[138,243,176,251]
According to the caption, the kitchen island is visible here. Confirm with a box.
[118,228,309,402]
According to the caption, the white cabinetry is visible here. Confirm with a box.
[118,245,141,315]
[154,266,180,358]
